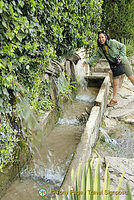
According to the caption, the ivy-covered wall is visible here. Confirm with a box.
[0,0,103,171]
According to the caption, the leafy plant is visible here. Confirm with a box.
[56,72,77,100]
[0,0,103,169]
[24,72,53,115]
[101,0,134,41]
[0,0,103,117]
[55,158,131,200]
[0,120,18,171]
[121,38,134,58]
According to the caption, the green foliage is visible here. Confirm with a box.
[101,0,134,41]
[120,38,134,58]
[0,0,103,116]
[0,120,18,171]
[0,0,103,169]
[56,158,131,200]
[24,72,53,115]
[56,73,77,100]
[126,183,132,200]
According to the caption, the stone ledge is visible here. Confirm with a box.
[84,72,108,79]
[95,75,110,120]
[61,106,101,189]
[61,73,110,190]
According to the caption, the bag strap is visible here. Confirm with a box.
[101,46,113,65]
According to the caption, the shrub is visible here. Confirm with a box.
[0,0,103,169]
[0,120,18,171]
[0,0,103,116]
[101,0,134,41]
[55,158,132,200]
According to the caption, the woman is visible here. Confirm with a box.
[83,30,134,107]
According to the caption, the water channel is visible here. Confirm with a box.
[1,86,99,200]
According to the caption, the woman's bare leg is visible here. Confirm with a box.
[107,78,119,106]
[109,70,124,88]
[113,78,120,100]
[109,70,113,87]
[119,74,125,88]
[127,75,134,84]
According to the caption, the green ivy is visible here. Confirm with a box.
[56,73,77,100]
[25,73,53,116]
[0,0,103,169]
[0,0,103,115]
[0,120,18,171]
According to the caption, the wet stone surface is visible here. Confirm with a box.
[93,72,134,199]
[98,123,134,158]
[1,86,99,200]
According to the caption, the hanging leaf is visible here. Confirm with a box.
[2,87,9,97]
[0,97,4,106]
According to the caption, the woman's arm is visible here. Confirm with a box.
[85,50,102,66]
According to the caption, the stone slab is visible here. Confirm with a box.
[95,76,110,120]
[61,106,101,189]
[107,102,134,118]
[120,113,134,125]
[84,72,108,79]
[105,156,134,197]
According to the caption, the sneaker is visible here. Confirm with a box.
[107,99,117,107]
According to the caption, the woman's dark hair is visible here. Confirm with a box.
[97,30,110,47]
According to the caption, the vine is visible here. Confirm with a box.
[0,0,103,170]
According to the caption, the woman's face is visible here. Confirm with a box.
[98,33,107,45]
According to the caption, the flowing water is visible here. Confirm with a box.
[1,86,99,200]
[99,127,119,147]
[97,124,134,158]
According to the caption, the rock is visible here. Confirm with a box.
[105,156,134,183]
[104,117,117,128]
[46,61,62,77]
[108,101,134,118]
[94,62,110,73]
[76,112,89,123]
[118,87,134,98]
[68,53,81,65]
[51,59,64,71]
[104,156,134,199]
[85,106,92,114]
[123,78,134,92]
[120,113,134,125]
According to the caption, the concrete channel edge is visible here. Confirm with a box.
[61,74,110,189]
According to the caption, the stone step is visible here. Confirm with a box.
[84,72,108,79]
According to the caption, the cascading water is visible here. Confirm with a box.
[97,124,134,159]
[99,127,119,147]
[1,69,99,200]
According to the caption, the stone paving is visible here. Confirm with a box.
[63,50,134,199]
[92,60,134,200]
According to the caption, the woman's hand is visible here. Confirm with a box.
[82,61,87,67]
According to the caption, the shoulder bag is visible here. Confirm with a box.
[101,47,125,77]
